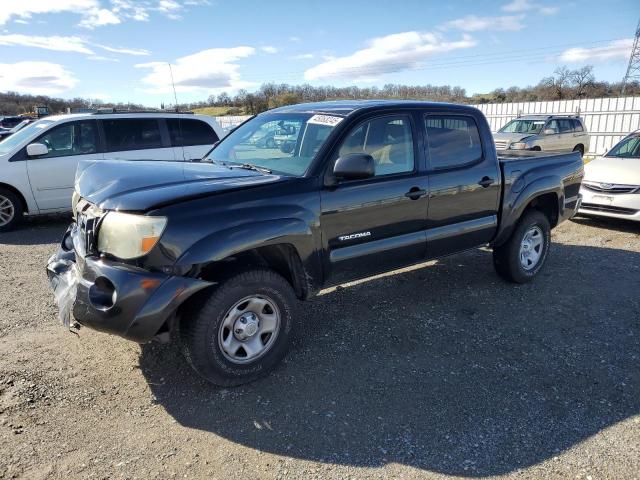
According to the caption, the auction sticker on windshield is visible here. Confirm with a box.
[307,114,343,127]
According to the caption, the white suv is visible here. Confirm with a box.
[0,111,225,231]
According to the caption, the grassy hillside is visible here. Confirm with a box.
[192,106,245,116]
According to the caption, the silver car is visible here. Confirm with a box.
[493,115,590,156]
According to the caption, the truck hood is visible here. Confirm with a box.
[75,160,285,211]
[493,132,535,143]
[584,156,640,185]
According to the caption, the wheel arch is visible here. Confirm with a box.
[493,175,563,247]
[176,218,319,300]
[0,182,28,213]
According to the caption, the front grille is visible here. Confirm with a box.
[580,203,638,215]
[582,181,639,194]
[74,199,104,256]
[494,140,508,150]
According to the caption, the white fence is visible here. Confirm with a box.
[216,96,640,156]
[216,115,251,131]
[472,96,640,156]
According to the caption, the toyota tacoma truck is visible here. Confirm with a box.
[47,101,584,386]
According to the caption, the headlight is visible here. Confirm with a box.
[509,142,528,150]
[98,212,167,259]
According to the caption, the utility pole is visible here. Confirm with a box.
[621,18,640,95]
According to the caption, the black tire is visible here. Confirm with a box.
[180,268,296,386]
[0,188,23,233]
[572,145,584,157]
[492,210,551,284]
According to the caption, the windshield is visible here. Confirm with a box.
[207,113,342,175]
[10,120,30,133]
[0,119,55,155]
[498,119,546,135]
[606,134,640,158]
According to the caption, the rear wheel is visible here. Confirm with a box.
[493,210,551,283]
[180,268,296,386]
[0,188,23,233]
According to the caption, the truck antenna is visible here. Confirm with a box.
[168,62,186,161]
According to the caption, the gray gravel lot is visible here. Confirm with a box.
[0,215,639,479]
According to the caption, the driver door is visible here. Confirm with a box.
[26,120,103,212]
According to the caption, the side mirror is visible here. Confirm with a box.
[543,128,555,135]
[333,153,375,181]
[26,143,49,157]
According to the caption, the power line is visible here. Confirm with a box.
[238,37,629,85]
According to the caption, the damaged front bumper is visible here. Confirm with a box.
[46,226,212,343]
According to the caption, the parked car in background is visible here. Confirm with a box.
[47,100,584,386]
[0,116,25,130]
[493,115,589,156]
[0,111,225,231]
[0,119,31,141]
[578,130,640,221]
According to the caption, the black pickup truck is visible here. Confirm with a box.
[47,100,583,386]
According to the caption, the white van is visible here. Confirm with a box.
[0,111,225,231]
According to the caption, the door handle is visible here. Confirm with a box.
[478,176,494,188]
[405,187,427,200]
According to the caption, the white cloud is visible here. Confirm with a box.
[87,55,120,62]
[444,14,525,32]
[559,39,633,63]
[136,47,256,94]
[0,0,122,29]
[0,33,150,56]
[0,61,77,94]
[156,0,183,19]
[502,0,558,15]
[291,53,315,60]
[78,7,120,28]
[261,46,278,54]
[0,34,93,54]
[96,44,150,56]
[0,0,198,28]
[304,31,476,81]
[289,36,301,43]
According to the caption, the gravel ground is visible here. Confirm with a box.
[0,214,639,479]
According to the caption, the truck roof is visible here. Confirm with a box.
[268,99,480,116]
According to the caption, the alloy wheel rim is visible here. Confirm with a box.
[218,294,281,364]
[519,225,544,270]
[0,195,15,227]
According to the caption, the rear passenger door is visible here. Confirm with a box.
[424,113,501,258]
[100,118,175,161]
[556,119,575,150]
[167,118,220,161]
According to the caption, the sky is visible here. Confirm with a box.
[0,0,638,107]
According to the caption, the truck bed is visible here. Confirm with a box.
[492,149,584,246]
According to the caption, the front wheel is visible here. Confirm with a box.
[492,210,551,283]
[180,268,296,386]
[0,188,23,233]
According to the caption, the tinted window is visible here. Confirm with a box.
[35,121,98,158]
[558,119,573,133]
[572,119,583,132]
[167,118,218,146]
[338,115,414,176]
[103,119,162,152]
[425,115,482,169]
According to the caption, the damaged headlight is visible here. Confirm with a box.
[97,212,167,260]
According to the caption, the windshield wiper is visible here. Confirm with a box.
[229,163,272,174]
